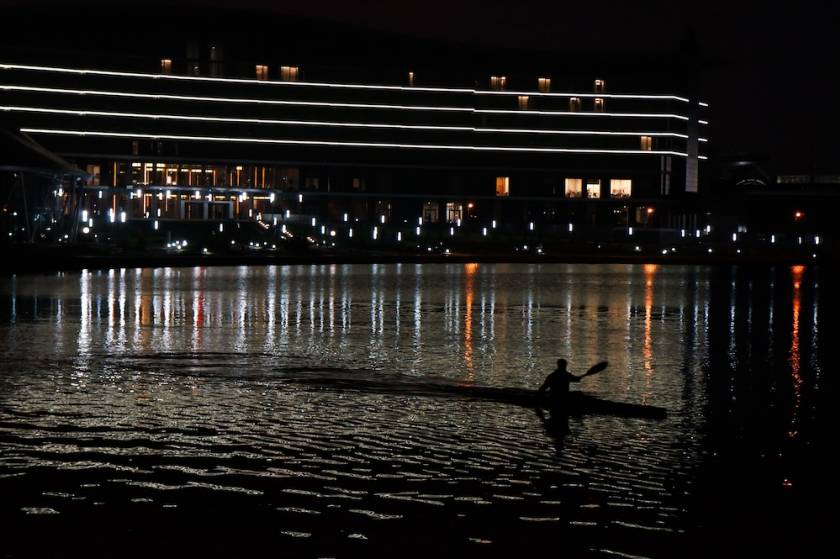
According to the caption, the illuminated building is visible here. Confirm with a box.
[0,49,708,244]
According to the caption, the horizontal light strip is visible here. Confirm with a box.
[21,128,689,157]
[0,84,468,112]
[698,101,709,107]
[1,105,691,138]
[476,109,687,120]
[699,120,709,125]
[3,105,470,130]
[0,63,690,102]
[0,84,691,120]
[479,127,688,138]
[481,90,688,101]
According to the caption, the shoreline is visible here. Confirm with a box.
[1,245,832,275]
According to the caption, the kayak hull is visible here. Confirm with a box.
[452,386,666,419]
[289,377,667,419]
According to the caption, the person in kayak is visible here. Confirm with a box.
[538,359,580,407]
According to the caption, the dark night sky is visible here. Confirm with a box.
[3,0,839,170]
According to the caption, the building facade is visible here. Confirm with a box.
[0,55,708,248]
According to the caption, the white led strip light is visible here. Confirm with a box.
[480,90,689,101]
[477,108,687,120]
[20,128,689,156]
[0,84,690,120]
[0,84,468,112]
[1,105,694,138]
[1,63,691,102]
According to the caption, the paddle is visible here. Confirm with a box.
[575,361,609,380]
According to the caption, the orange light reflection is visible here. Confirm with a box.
[463,263,478,383]
[789,265,803,438]
[642,264,657,403]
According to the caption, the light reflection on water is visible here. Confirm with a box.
[789,265,803,439]
[9,264,709,390]
[0,263,824,555]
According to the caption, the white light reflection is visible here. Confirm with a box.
[412,264,423,370]
[78,270,91,356]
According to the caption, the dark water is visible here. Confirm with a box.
[0,264,828,557]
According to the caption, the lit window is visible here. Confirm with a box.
[160,59,172,75]
[537,77,551,92]
[496,176,510,196]
[594,79,605,93]
[569,97,581,112]
[594,98,605,112]
[255,65,269,81]
[610,179,632,198]
[280,66,300,82]
[517,96,530,110]
[777,175,810,184]
[422,201,439,223]
[86,164,101,186]
[352,178,365,191]
[490,75,507,90]
[564,178,582,198]
[446,202,463,222]
[640,136,653,151]
[408,71,416,86]
[586,180,601,198]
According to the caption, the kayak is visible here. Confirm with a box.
[288,376,666,419]
[455,385,667,419]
